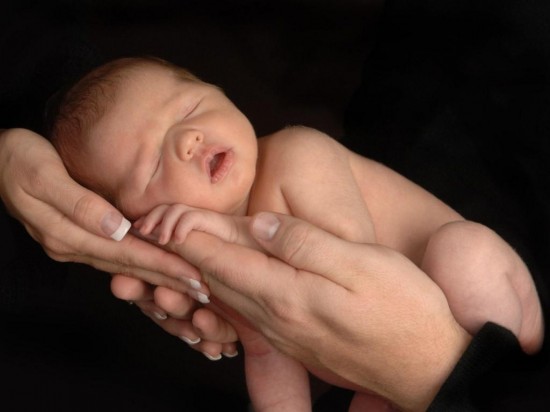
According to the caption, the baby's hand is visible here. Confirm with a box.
[134,204,259,249]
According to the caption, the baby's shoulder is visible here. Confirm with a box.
[259,125,337,146]
[258,126,347,167]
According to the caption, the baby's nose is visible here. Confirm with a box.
[176,130,204,161]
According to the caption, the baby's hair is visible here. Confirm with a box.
[45,56,200,198]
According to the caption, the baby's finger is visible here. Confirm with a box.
[139,204,170,235]
[157,206,187,245]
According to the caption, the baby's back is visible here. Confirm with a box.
[348,151,463,265]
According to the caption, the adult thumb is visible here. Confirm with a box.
[71,189,131,241]
[51,176,131,241]
[249,212,359,282]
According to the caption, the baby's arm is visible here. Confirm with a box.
[134,203,259,249]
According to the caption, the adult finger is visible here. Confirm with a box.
[111,275,154,301]
[249,212,390,289]
[172,230,293,314]
[16,136,132,241]
[192,307,239,343]
[154,286,202,319]
[49,172,132,241]
[65,231,205,293]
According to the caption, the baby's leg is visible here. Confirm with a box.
[217,305,312,412]
[348,391,396,412]
[421,221,543,354]
[244,340,311,412]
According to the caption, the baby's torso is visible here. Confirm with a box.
[249,128,462,265]
[347,151,463,264]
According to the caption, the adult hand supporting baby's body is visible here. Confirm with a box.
[168,211,472,411]
[0,128,202,293]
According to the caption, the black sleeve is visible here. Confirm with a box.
[428,323,522,412]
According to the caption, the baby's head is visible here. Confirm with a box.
[47,56,258,219]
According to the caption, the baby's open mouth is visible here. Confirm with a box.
[209,152,225,177]
[207,149,233,183]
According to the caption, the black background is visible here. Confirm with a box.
[1,1,549,411]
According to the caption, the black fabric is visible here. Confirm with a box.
[343,0,550,410]
[428,323,521,412]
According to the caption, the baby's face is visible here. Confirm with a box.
[84,64,258,220]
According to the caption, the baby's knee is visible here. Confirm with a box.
[425,220,507,268]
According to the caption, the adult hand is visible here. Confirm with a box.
[169,212,472,411]
[110,274,239,360]
[0,128,202,293]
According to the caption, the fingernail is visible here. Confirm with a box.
[188,290,210,304]
[223,350,239,358]
[252,212,280,240]
[181,277,202,290]
[203,352,222,361]
[153,311,168,320]
[101,211,131,241]
[180,335,201,345]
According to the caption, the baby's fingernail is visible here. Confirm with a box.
[188,290,210,304]
[202,352,222,361]
[102,211,131,241]
[252,212,281,241]
[181,277,202,290]
[180,335,201,345]
[223,350,239,358]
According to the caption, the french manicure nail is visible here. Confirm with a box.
[223,351,239,358]
[188,290,210,304]
[203,352,222,361]
[153,311,167,320]
[181,277,202,290]
[180,335,201,345]
[102,211,131,241]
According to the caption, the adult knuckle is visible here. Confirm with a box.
[41,235,69,258]
[72,194,97,223]
[26,163,48,194]
[280,223,312,265]
[44,248,66,262]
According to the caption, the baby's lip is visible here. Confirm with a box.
[203,147,234,183]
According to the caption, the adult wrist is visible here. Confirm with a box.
[395,319,472,411]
